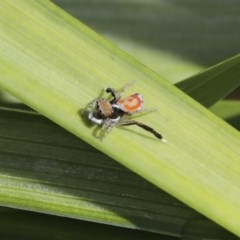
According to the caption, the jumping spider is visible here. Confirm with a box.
[84,81,166,142]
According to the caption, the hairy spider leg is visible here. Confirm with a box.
[118,120,166,142]
[99,119,117,141]
[117,80,136,95]
[105,80,136,104]
[123,108,156,117]
[106,87,120,103]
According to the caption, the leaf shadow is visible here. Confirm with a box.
[226,114,240,131]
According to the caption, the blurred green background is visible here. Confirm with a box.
[53,0,240,85]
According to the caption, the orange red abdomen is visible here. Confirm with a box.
[117,93,143,113]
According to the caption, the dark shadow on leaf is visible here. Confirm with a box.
[226,114,240,131]
[0,207,178,240]
[181,218,238,240]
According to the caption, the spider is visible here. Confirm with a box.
[84,81,166,142]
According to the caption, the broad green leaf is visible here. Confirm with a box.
[0,1,240,237]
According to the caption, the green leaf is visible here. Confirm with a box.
[211,100,240,121]
[176,55,240,107]
[0,1,240,237]
[211,100,240,133]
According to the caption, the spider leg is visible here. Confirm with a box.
[118,80,136,95]
[99,120,116,141]
[119,120,166,142]
[105,87,121,103]
[129,108,156,116]
[88,112,103,125]
[105,81,136,104]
